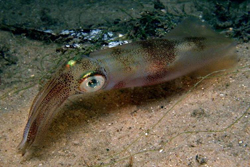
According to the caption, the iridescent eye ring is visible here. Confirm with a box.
[79,73,106,92]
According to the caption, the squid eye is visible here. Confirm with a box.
[79,75,105,92]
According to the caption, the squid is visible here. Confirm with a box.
[18,17,237,156]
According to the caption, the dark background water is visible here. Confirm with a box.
[0,0,249,39]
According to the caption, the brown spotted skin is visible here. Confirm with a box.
[18,57,106,155]
[18,17,237,156]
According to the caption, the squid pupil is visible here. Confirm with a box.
[88,79,98,88]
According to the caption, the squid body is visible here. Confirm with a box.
[18,17,237,156]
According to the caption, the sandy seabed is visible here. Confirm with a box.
[0,28,249,167]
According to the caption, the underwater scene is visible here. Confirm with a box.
[0,0,249,166]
